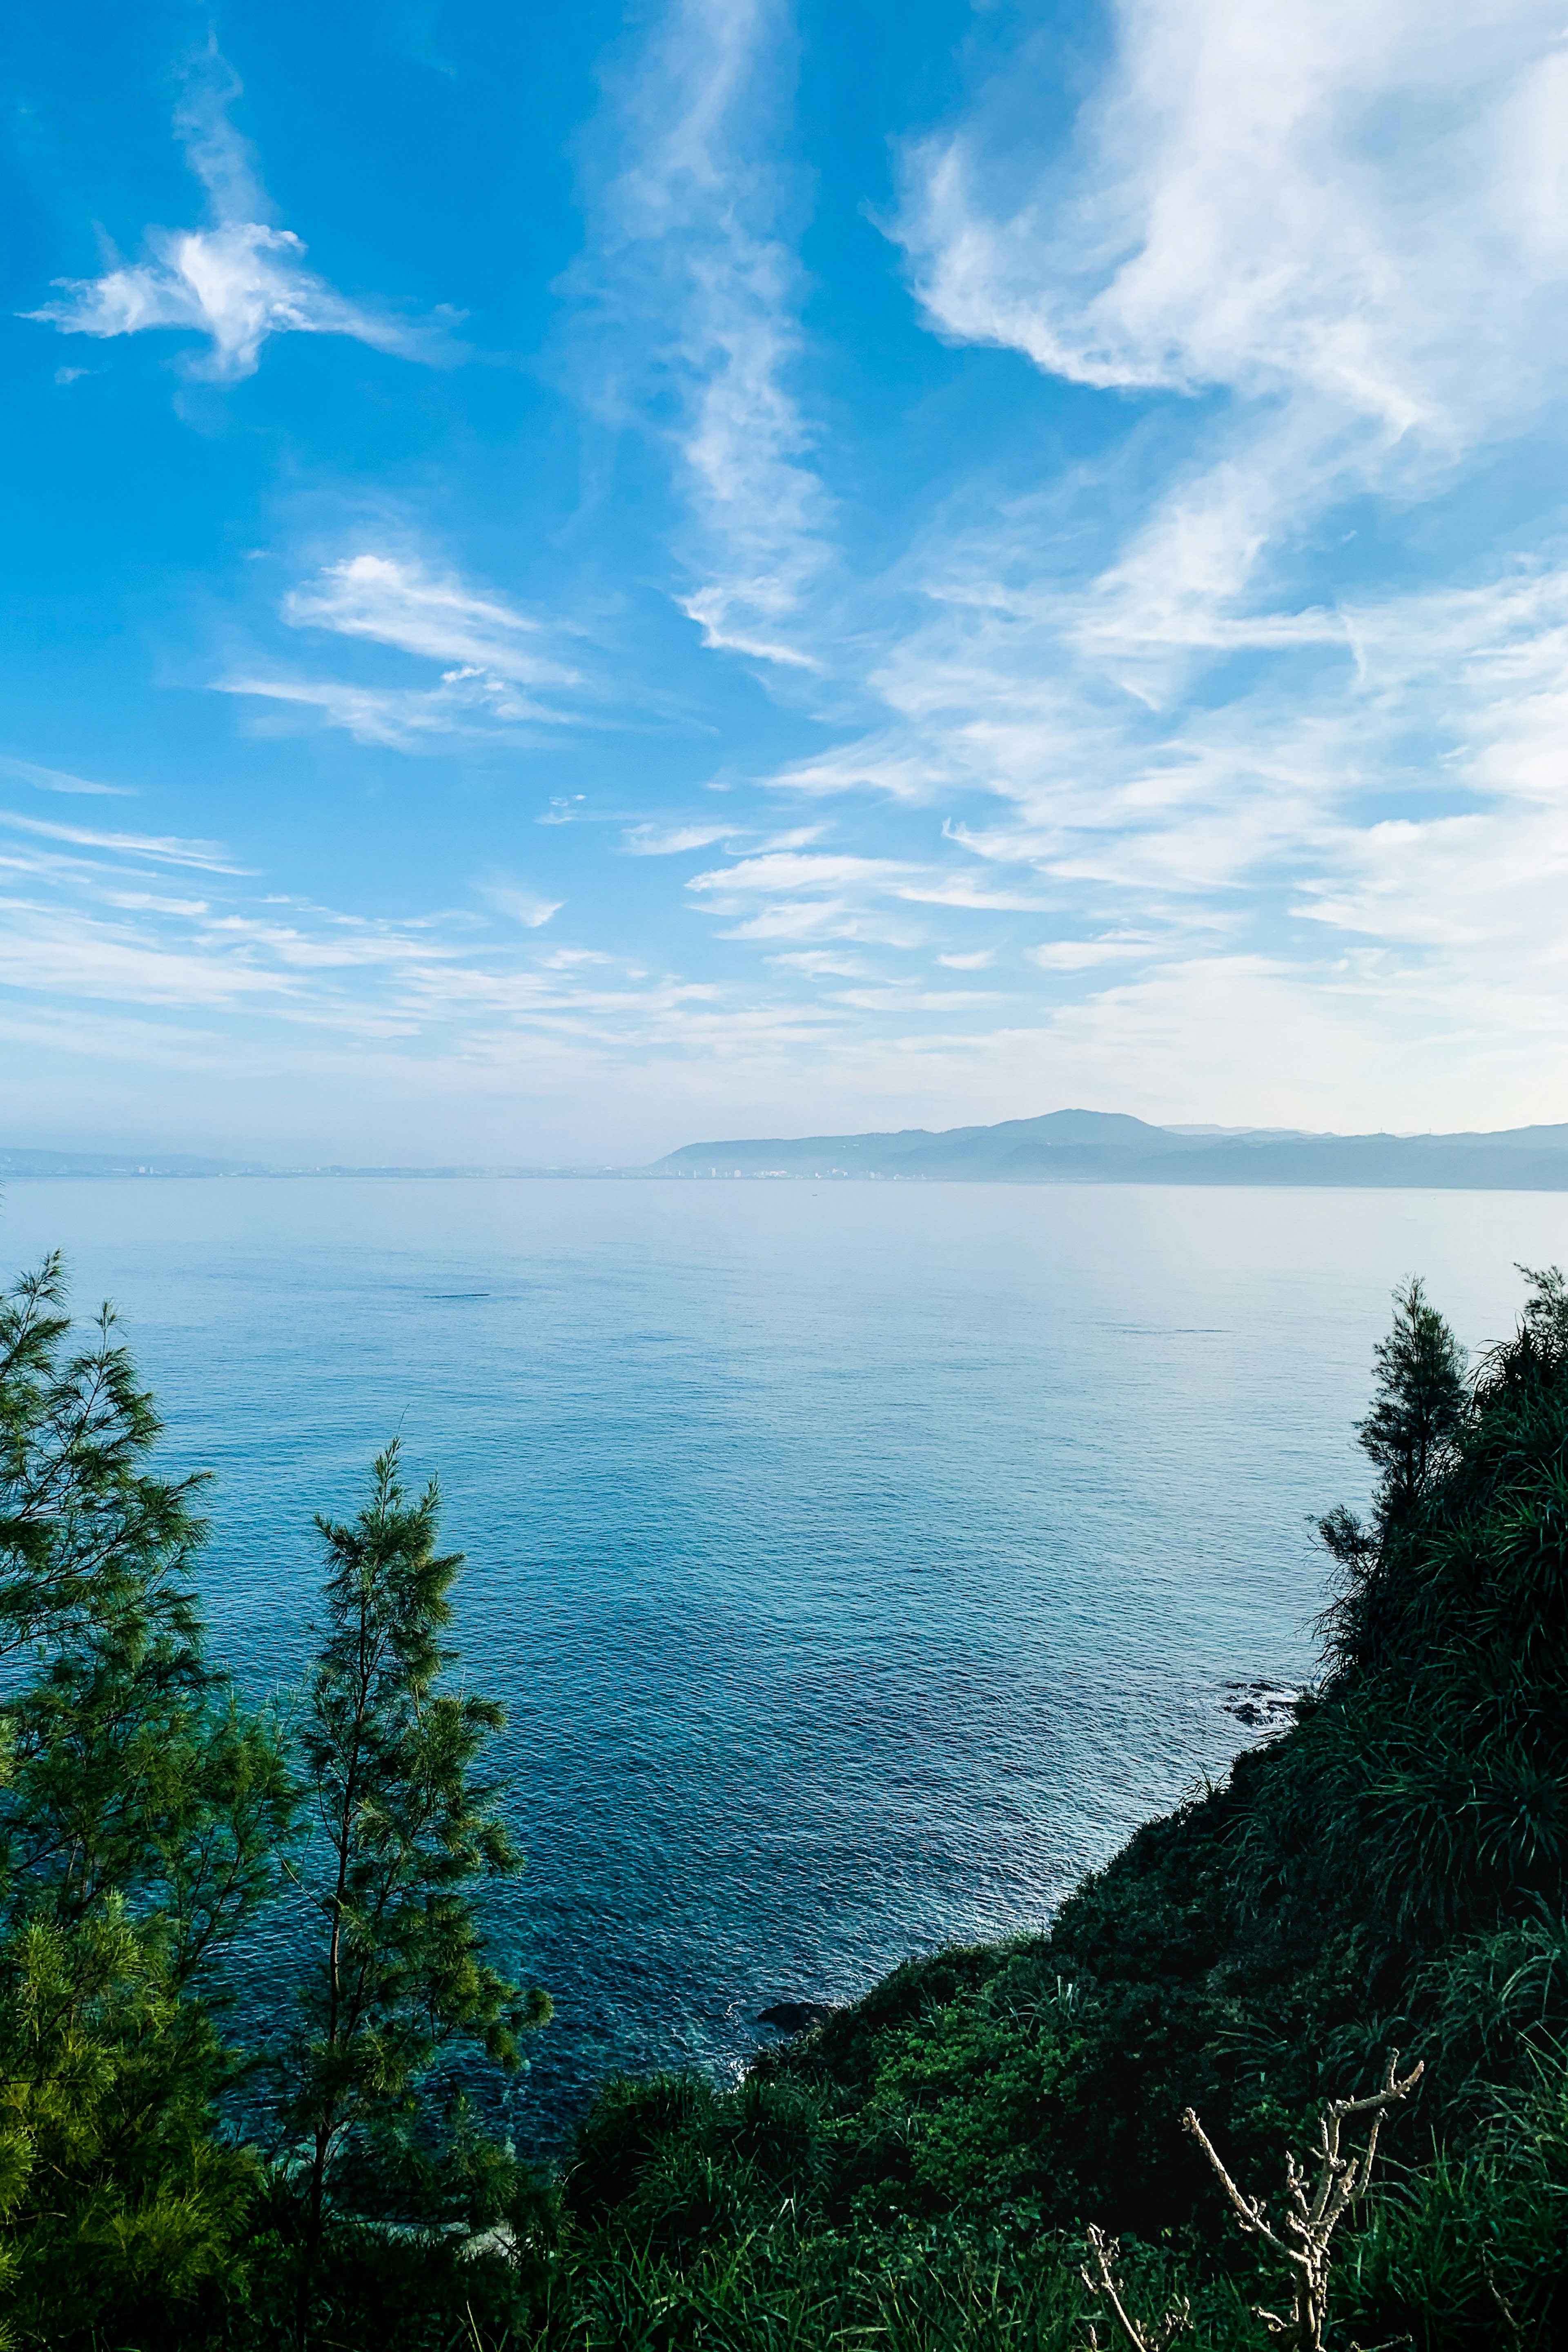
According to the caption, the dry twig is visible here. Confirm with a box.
[1079,2223,1192,2352]
[1182,2052,1423,2352]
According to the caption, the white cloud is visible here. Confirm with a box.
[478,882,564,929]
[29,52,456,381]
[0,899,298,1008]
[0,791,845,1100]
[899,874,1056,912]
[622,817,829,855]
[721,899,927,947]
[218,665,569,748]
[18,1,1568,1149]
[688,850,911,895]
[764,739,956,805]
[196,911,470,971]
[729,0,1568,1083]
[684,843,1059,951]
[0,808,244,872]
[770,949,868,976]
[102,891,212,916]
[895,0,1568,655]
[585,0,831,665]
[622,820,736,855]
[1029,938,1151,971]
[833,987,1002,1010]
[901,0,1567,425]
[220,552,592,746]
[283,556,578,687]
[0,754,135,797]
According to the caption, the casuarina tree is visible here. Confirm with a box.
[1315,1273,1470,1664]
[0,1254,292,2349]
[277,1442,548,2323]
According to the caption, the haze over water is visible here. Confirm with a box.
[3,1176,1561,2146]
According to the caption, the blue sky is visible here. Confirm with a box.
[3,0,1565,1164]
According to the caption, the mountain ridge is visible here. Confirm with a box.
[9,1109,1568,1188]
[648,1107,1568,1188]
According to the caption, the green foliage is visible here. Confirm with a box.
[270,1441,550,2302]
[567,2074,720,2228]
[0,1258,293,1980]
[1340,2040,1568,2348]
[0,1256,290,2347]
[528,2216,1249,2352]
[0,1254,206,1657]
[1348,1273,1469,1533]
[544,1269,1568,2350]
[0,1903,255,2348]
[7,1246,1568,2349]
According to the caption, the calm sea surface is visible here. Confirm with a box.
[2,1175,1563,2145]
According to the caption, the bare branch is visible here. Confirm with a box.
[1182,2057,1423,2352]
[1080,2225,1192,2352]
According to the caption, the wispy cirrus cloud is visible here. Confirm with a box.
[0,754,136,797]
[282,556,579,686]
[621,817,827,855]
[581,0,832,666]
[622,820,736,856]
[644,0,1568,1120]
[0,770,847,1111]
[0,899,299,1008]
[18,0,1568,1153]
[689,850,911,896]
[0,807,245,872]
[28,50,458,382]
[477,880,564,929]
[895,0,1568,655]
[215,671,530,748]
[1029,938,1153,971]
[685,845,1057,953]
[902,0,1568,426]
[220,552,589,746]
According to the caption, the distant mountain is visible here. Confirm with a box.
[648,1109,1568,1189]
[11,1112,1568,1188]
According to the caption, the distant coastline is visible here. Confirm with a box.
[9,1104,1568,1190]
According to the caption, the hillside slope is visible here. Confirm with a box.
[553,1273,1568,2351]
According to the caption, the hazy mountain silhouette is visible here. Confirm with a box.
[649,1109,1568,1189]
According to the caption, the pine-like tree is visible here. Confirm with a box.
[0,1254,292,2348]
[1354,1274,1469,1525]
[1316,1275,1471,1673]
[276,1443,548,2319]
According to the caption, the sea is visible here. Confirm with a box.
[2,1174,1562,2149]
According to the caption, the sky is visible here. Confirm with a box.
[4,0,1568,1165]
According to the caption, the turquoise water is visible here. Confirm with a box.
[2,1175,1563,2146]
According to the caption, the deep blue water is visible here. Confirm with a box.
[3,1175,1563,2147]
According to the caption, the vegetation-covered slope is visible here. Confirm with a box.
[551,1275,1568,2350]
[2,1255,1567,2348]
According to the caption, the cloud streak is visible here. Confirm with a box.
[895,0,1568,646]
[641,0,1568,1121]
[29,51,457,381]
[0,755,136,797]
[0,808,246,872]
[584,0,832,665]
[220,552,592,745]
[14,0,1568,1152]
[282,556,579,687]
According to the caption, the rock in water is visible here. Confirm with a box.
[757,2000,838,2033]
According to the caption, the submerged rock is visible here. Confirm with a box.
[1221,1679,1300,1733]
[757,2000,839,2034]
